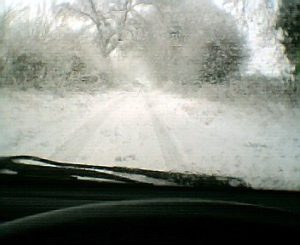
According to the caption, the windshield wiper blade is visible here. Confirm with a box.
[0,155,250,189]
[0,156,149,185]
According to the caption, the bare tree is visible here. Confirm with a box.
[57,0,156,57]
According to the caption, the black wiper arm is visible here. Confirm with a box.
[0,155,250,189]
[0,156,149,185]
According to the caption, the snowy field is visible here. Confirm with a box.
[0,87,300,191]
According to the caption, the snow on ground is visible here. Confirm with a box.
[0,87,300,190]
[0,88,116,157]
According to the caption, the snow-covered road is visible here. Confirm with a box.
[1,88,300,190]
[49,91,191,172]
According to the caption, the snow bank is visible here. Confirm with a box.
[0,88,109,157]
[155,90,300,190]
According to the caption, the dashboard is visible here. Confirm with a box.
[1,174,300,244]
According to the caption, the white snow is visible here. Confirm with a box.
[0,87,300,191]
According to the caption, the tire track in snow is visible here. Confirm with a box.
[77,92,167,169]
[50,94,126,162]
[144,93,188,170]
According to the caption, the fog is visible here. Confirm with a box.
[0,0,290,90]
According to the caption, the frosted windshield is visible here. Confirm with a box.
[0,0,299,191]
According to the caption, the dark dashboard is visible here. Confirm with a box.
[1,156,300,244]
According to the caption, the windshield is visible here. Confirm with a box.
[0,0,299,191]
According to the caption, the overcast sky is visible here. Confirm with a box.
[1,0,225,11]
